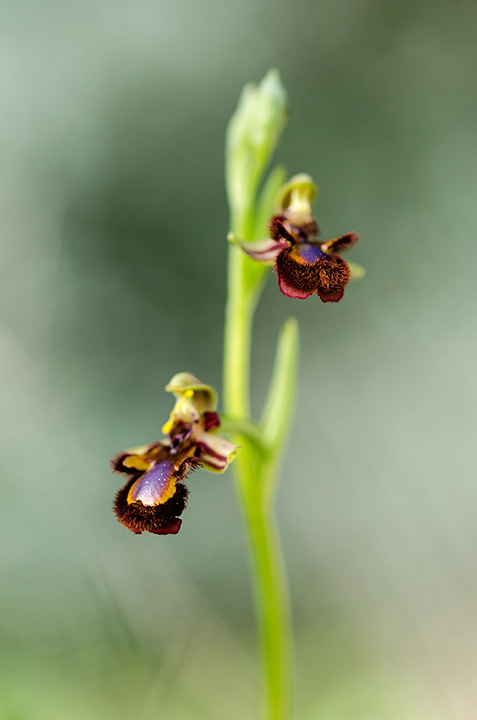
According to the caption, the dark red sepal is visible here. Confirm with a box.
[269,216,295,243]
[110,442,163,475]
[203,411,220,431]
[321,232,359,253]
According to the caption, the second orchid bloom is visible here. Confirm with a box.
[235,174,361,303]
[112,373,239,536]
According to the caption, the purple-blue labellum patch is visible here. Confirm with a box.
[294,243,325,263]
[127,459,176,506]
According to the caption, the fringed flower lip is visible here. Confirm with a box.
[111,373,239,536]
[233,173,363,303]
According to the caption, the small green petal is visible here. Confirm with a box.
[348,262,366,281]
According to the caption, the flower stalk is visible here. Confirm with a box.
[224,70,297,720]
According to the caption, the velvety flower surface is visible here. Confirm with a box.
[111,373,239,536]
[236,174,360,303]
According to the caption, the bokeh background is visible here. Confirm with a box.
[1,0,477,718]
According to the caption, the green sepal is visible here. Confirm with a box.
[274,173,317,214]
[165,372,218,411]
[348,261,366,281]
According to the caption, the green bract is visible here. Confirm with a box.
[226,69,288,221]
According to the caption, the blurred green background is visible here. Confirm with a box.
[1,0,477,718]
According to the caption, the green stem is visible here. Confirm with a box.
[240,484,292,720]
[223,214,293,720]
[223,243,253,419]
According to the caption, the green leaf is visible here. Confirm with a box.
[260,318,300,497]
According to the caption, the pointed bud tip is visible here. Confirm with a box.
[258,69,287,105]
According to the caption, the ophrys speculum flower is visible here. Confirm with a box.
[112,373,239,535]
[234,173,361,303]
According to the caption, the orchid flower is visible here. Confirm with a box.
[235,174,361,303]
[112,373,239,535]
